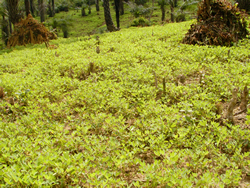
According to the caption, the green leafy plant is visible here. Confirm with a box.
[0,20,250,187]
[131,17,150,27]
[56,0,70,12]
[48,16,73,38]
[127,2,154,18]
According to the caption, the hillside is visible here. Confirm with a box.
[0,21,250,187]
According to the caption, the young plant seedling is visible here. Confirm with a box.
[0,87,4,98]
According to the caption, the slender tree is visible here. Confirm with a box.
[38,0,45,22]
[170,5,174,22]
[30,0,34,16]
[114,0,120,28]
[169,0,174,22]
[103,0,118,32]
[9,18,12,33]
[25,0,30,16]
[158,0,167,22]
[82,3,87,16]
[174,0,177,7]
[119,0,124,15]
[96,0,100,11]
[37,0,40,16]
[88,0,91,14]
[1,4,10,45]
[6,0,20,25]
[52,0,55,16]
[48,0,52,17]
[2,16,9,45]
[6,0,21,33]
[48,0,54,17]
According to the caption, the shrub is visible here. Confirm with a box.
[175,13,186,22]
[128,2,154,18]
[135,0,148,5]
[48,16,73,38]
[56,0,70,12]
[74,0,84,7]
[131,17,150,27]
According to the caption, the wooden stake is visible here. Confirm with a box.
[163,77,166,96]
[225,88,238,124]
[0,87,4,98]
[153,71,158,89]
[239,85,249,111]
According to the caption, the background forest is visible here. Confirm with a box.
[0,0,249,47]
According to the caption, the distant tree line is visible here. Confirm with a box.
[0,0,249,46]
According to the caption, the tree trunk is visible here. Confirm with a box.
[161,5,165,22]
[88,0,91,14]
[9,17,12,33]
[152,0,154,6]
[36,0,40,16]
[30,0,34,16]
[96,0,100,11]
[38,0,40,16]
[52,0,55,16]
[82,8,86,16]
[103,0,118,32]
[170,5,174,22]
[25,0,31,16]
[63,30,68,38]
[6,0,20,25]
[48,0,52,17]
[114,0,120,28]
[174,0,177,7]
[39,0,45,22]
[119,0,124,15]
[2,16,10,46]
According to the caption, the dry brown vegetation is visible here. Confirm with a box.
[7,14,57,48]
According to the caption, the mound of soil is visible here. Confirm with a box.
[182,0,248,46]
[7,14,57,48]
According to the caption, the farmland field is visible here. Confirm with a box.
[0,20,250,187]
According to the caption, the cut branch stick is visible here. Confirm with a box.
[239,85,249,111]
[225,88,238,124]
[88,62,95,74]
[153,71,158,89]
[234,109,247,116]
[163,77,166,96]
[215,102,223,116]
[0,87,4,99]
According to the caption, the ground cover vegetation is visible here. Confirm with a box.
[0,18,250,186]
